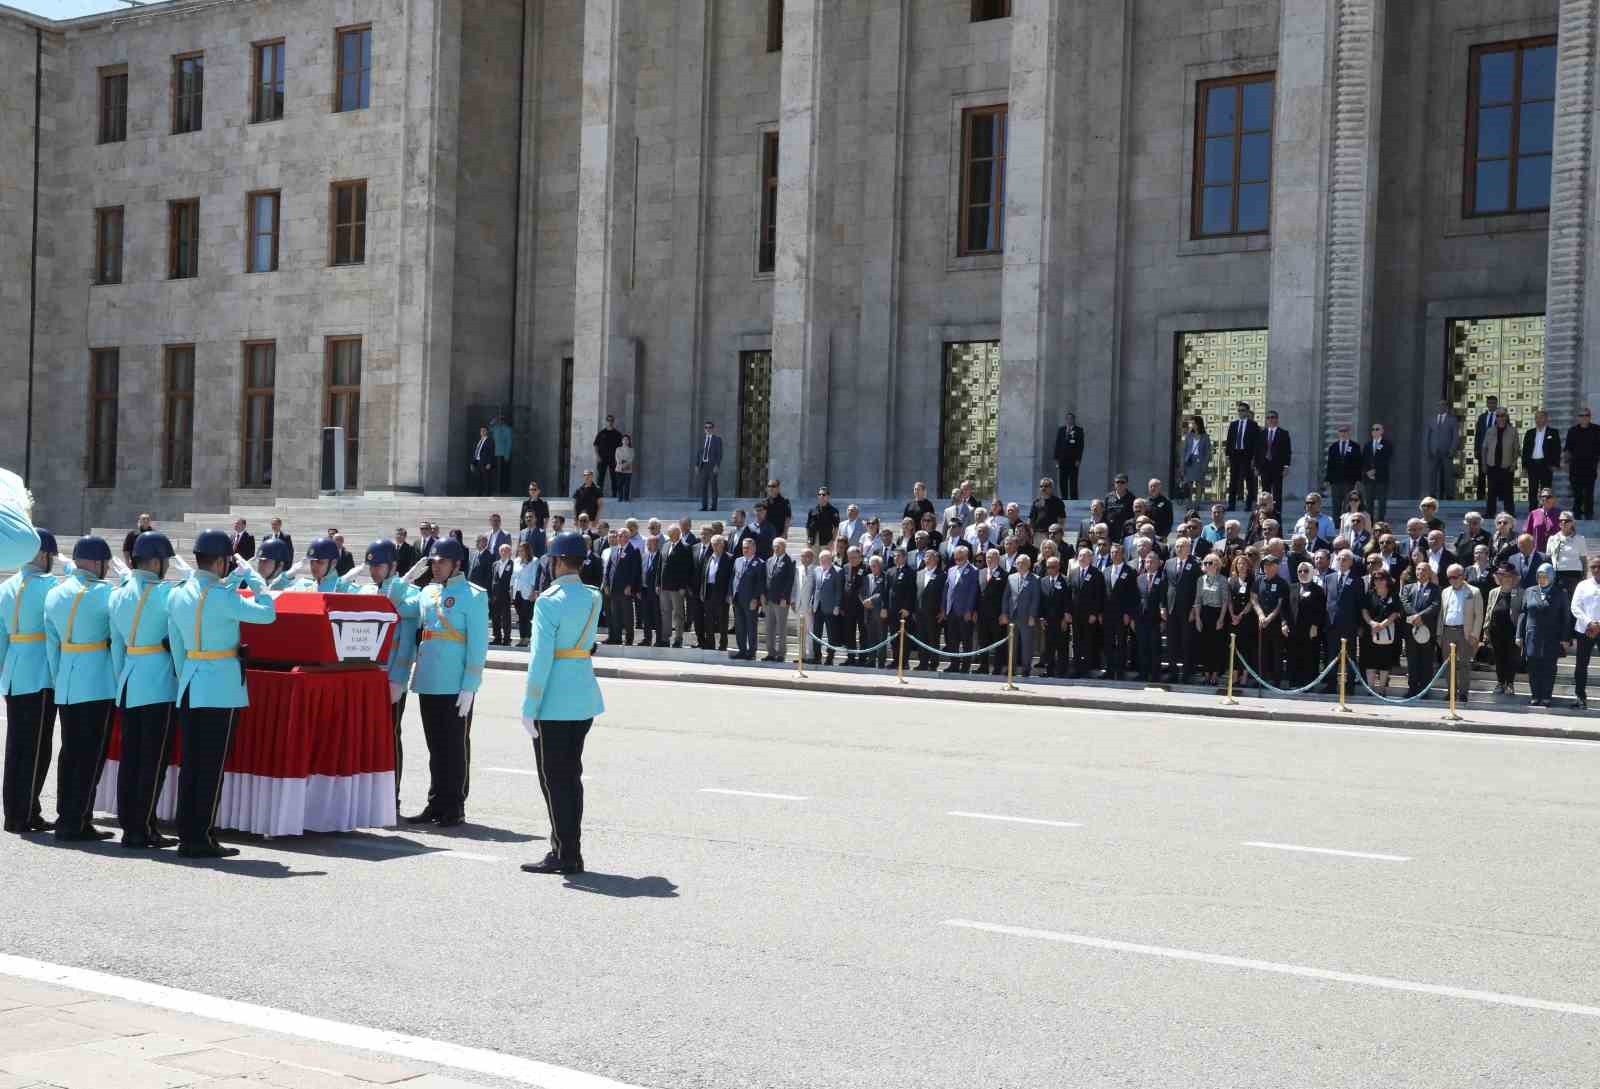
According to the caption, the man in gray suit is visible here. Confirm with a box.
[810,549,843,665]
[861,555,888,667]
[1002,554,1042,677]
[1424,399,1461,501]
[763,537,796,662]
[729,537,766,660]
[695,419,723,511]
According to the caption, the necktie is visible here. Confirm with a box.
[1237,424,1245,451]
[703,435,711,460]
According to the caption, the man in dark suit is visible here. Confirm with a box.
[1130,552,1167,682]
[485,513,512,557]
[1037,555,1070,677]
[1053,413,1085,500]
[1253,555,1290,687]
[1104,475,1137,541]
[884,548,918,668]
[838,549,869,665]
[695,420,724,511]
[1474,396,1500,503]
[637,534,663,646]
[471,426,496,496]
[1522,410,1561,513]
[602,531,641,645]
[1400,563,1442,698]
[1101,545,1139,680]
[728,537,767,660]
[759,538,796,661]
[1323,551,1365,691]
[1255,410,1292,512]
[1068,548,1107,677]
[391,527,420,575]
[941,547,980,673]
[468,535,496,592]
[1362,423,1393,523]
[490,543,515,646]
[660,525,696,648]
[975,550,1008,674]
[697,534,733,650]
[263,517,293,555]
[1325,424,1364,505]
[1163,537,1201,683]
[1225,402,1261,511]
[414,522,438,587]
[913,549,947,670]
[230,519,256,563]
[1567,407,1600,520]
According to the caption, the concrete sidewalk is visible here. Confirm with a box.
[484,647,1600,743]
[0,973,493,1089]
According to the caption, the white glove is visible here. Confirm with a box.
[389,681,406,705]
[171,553,193,574]
[522,715,539,740]
[110,557,130,578]
[61,558,77,574]
[287,558,305,576]
[402,558,430,583]
[0,468,32,517]
[455,691,475,717]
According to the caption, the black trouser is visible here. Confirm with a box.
[1287,633,1321,687]
[491,591,513,644]
[614,473,632,501]
[533,718,593,863]
[607,588,635,644]
[515,596,533,641]
[1485,467,1515,518]
[1058,461,1080,501]
[1257,623,1285,687]
[1134,620,1163,681]
[1577,633,1597,701]
[595,458,613,493]
[175,695,237,848]
[1228,453,1256,509]
[944,615,973,671]
[391,692,407,810]
[976,614,1003,672]
[1260,468,1285,512]
[1528,656,1558,702]
[1526,461,1553,511]
[2,689,54,829]
[840,609,865,663]
[1072,617,1102,675]
[1102,617,1130,677]
[497,456,511,494]
[1572,471,1596,520]
[418,693,472,818]
[117,700,175,841]
[475,464,494,496]
[54,700,114,837]
[1041,619,1068,676]
[700,594,727,649]
[916,611,942,668]
[1165,610,1193,680]
[1405,638,1438,698]
[1490,616,1519,686]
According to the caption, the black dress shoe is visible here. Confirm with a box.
[671,640,683,648]
[85,826,115,841]
[178,843,240,859]
[147,832,175,848]
[121,836,152,849]
[435,812,466,828]
[403,808,441,824]
[520,852,583,875]
[26,816,54,832]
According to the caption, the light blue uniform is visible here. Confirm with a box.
[260,570,296,593]
[403,574,489,695]
[109,570,178,709]
[44,569,117,704]
[167,569,277,708]
[522,574,605,721]
[364,575,418,686]
[0,499,39,570]
[289,571,356,594]
[0,564,59,696]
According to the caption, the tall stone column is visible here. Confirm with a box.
[569,0,638,491]
[1545,0,1599,437]
[769,0,834,494]
[667,0,712,497]
[998,0,1064,502]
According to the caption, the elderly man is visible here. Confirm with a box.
[658,524,694,647]
[810,549,842,665]
[1424,530,1456,578]
[1324,549,1365,691]
[1001,554,1041,677]
[861,555,889,668]
[914,548,946,671]
[1454,510,1490,563]
[763,538,796,662]
[1292,493,1336,548]
[637,534,663,646]
[942,546,980,673]
[795,547,820,663]
[728,537,766,661]
[1401,561,1443,698]
[1437,563,1483,704]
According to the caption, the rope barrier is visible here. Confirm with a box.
[806,627,896,655]
[903,631,1013,659]
[1234,653,1340,696]
[1347,658,1451,705]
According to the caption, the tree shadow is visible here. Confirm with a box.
[562,872,679,899]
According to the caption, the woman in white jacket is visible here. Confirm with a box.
[510,541,541,647]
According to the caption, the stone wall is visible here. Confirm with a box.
[0,15,39,478]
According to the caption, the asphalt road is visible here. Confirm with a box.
[3,673,1600,1089]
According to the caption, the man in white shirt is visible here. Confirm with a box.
[1572,557,1600,709]
[1437,564,1481,704]
[795,548,818,661]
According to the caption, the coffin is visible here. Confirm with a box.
[243,591,400,667]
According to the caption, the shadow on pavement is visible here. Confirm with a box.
[563,872,679,898]
[23,832,325,879]
[424,822,540,844]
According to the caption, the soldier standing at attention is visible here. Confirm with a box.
[109,531,179,848]
[1,527,60,833]
[520,532,605,875]
[166,530,277,859]
[401,537,489,828]
[293,537,356,592]
[362,540,426,815]
[44,536,120,842]
[255,538,298,591]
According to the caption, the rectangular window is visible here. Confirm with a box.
[173,52,204,134]
[253,40,285,123]
[1466,38,1557,216]
[94,207,123,285]
[247,191,279,273]
[242,341,276,488]
[972,0,1011,19]
[758,132,779,274]
[959,105,1007,256]
[98,67,127,144]
[169,199,200,279]
[331,180,367,265]
[767,0,783,52]
[335,26,372,112]
[162,346,195,488]
[87,349,119,487]
[325,337,362,486]
[1194,73,1275,238]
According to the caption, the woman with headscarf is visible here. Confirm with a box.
[1516,563,1569,707]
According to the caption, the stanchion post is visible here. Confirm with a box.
[1222,633,1239,704]
[896,619,908,685]
[1006,625,1018,691]
[1443,642,1463,722]
[1335,637,1353,712]
[796,613,807,678]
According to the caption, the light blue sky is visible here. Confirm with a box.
[9,0,129,19]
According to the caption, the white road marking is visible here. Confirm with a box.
[943,920,1600,1019]
[1243,841,1410,862]
[484,766,541,775]
[436,850,502,863]
[0,955,648,1088]
[698,788,808,801]
[947,811,1082,828]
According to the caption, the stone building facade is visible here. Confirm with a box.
[2,0,1595,534]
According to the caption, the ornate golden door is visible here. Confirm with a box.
[1174,329,1269,493]
[738,350,773,497]
[1448,316,1545,490]
[939,341,1002,499]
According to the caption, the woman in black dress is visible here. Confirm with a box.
[1227,553,1257,687]
[1484,564,1523,696]
[1359,568,1402,697]
[1285,561,1327,686]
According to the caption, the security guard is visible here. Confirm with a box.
[1,527,60,833]
[109,531,179,848]
[167,529,277,859]
[44,536,119,841]
[255,538,297,592]
[361,539,424,814]
[520,531,605,875]
[292,537,356,593]
[401,536,488,827]
[0,467,41,570]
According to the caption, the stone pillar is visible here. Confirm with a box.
[997,0,1064,502]
[569,0,638,491]
[1545,0,1599,438]
[510,0,543,493]
[769,0,834,492]
[667,0,712,497]
[1318,0,1385,460]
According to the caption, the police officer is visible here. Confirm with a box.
[255,538,297,592]
[109,531,179,848]
[401,536,488,827]
[44,536,119,841]
[167,529,277,859]
[292,537,356,592]
[1,528,59,833]
[520,531,605,875]
[361,539,425,815]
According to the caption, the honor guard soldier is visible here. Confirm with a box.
[255,538,297,592]
[1,528,60,833]
[520,531,605,875]
[167,529,277,859]
[361,539,424,814]
[109,531,179,848]
[44,536,119,841]
[0,468,42,570]
[292,537,355,593]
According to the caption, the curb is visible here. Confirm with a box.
[483,656,1600,744]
